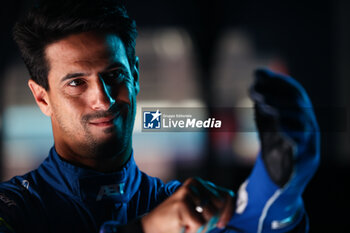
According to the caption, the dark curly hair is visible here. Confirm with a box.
[13,0,137,90]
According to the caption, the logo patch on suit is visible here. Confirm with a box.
[96,183,125,201]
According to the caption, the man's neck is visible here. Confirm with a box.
[55,144,132,173]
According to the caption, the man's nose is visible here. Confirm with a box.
[90,78,116,111]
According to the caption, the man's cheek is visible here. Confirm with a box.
[116,84,132,104]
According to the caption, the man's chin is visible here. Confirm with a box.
[92,130,119,145]
[89,130,128,153]
[88,124,118,138]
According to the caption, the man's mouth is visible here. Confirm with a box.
[89,115,116,127]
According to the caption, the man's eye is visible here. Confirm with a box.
[102,70,126,84]
[68,79,85,87]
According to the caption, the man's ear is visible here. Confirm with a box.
[133,56,140,95]
[28,79,52,117]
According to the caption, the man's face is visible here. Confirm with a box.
[33,31,139,160]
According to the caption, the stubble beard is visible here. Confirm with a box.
[57,109,135,161]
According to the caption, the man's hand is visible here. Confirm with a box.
[141,177,234,233]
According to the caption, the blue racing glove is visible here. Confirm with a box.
[221,68,320,233]
[250,68,320,189]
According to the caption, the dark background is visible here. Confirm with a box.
[1,0,349,232]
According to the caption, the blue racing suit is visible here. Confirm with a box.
[0,144,318,233]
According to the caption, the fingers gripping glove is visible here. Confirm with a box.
[226,69,320,233]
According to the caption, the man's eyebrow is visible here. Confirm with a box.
[61,73,86,82]
[103,62,126,72]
